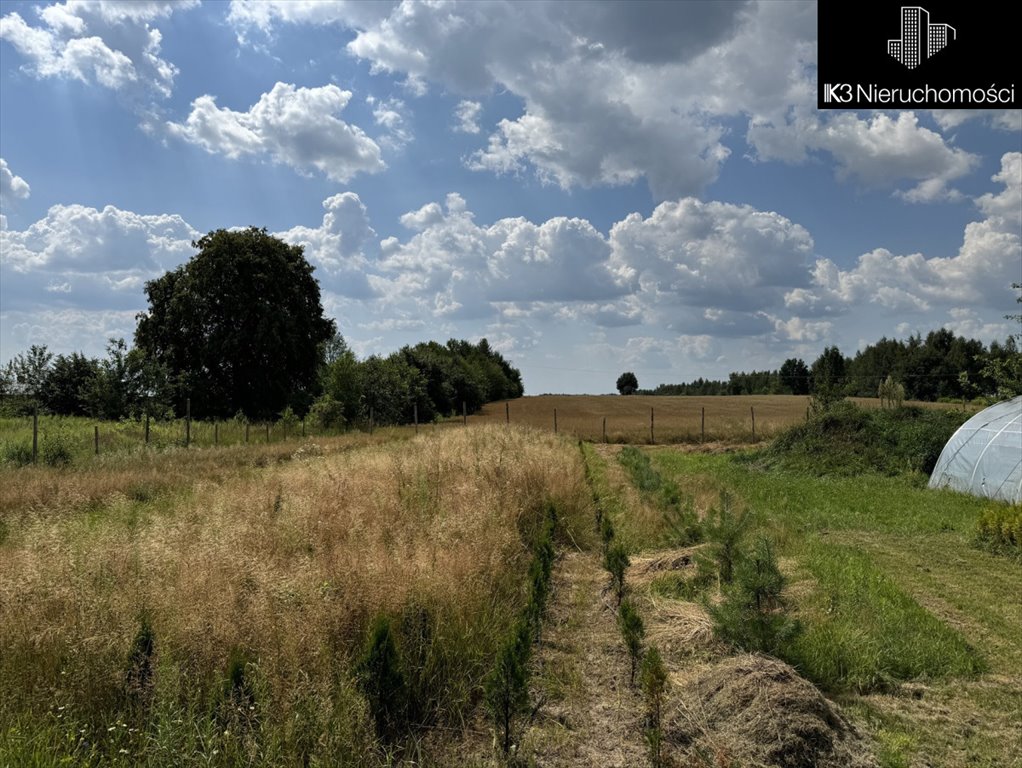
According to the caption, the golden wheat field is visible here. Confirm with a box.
[471,394,963,444]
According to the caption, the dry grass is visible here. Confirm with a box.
[0,425,591,764]
[473,395,968,444]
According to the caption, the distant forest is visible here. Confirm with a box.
[640,329,1020,403]
[0,336,524,427]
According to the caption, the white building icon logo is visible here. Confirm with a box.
[888,6,956,69]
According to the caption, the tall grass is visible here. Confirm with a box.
[0,425,591,766]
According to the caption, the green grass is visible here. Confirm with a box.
[788,541,984,692]
[646,447,1022,767]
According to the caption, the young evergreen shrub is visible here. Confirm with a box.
[700,491,750,585]
[484,620,531,756]
[357,615,408,742]
[640,645,669,768]
[604,543,630,605]
[618,598,645,685]
[661,494,702,547]
[707,537,800,656]
[600,512,615,553]
[124,612,156,712]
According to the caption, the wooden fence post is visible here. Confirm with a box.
[462,401,467,426]
[650,407,655,445]
[701,406,705,443]
[94,425,99,455]
[266,423,270,443]
[185,398,191,447]
[554,408,558,434]
[32,407,38,464]
[414,403,419,434]
[370,408,374,435]
[505,401,510,424]
[144,412,150,445]
[245,422,249,443]
[751,406,756,441]
[214,421,219,446]
[602,416,607,443]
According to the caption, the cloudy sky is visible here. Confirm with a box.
[1,0,1019,394]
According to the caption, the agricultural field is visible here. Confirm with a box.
[474,394,974,444]
[0,396,1017,767]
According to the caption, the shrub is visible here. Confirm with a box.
[309,394,345,430]
[484,620,531,756]
[604,543,630,605]
[708,537,800,656]
[640,645,669,768]
[357,615,408,742]
[618,598,645,685]
[700,491,750,585]
[124,612,156,712]
[41,428,73,466]
[974,503,1021,560]
[2,441,33,466]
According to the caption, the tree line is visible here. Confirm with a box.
[640,329,1021,403]
[1,227,522,427]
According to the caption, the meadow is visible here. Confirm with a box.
[1,395,1016,767]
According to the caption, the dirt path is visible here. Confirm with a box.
[520,549,647,767]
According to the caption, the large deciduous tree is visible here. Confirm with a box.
[134,227,335,420]
[616,371,638,395]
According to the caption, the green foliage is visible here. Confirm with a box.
[618,598,644,685]
[2,440,33,466]
[357,615,408,742]
[640,645,669,768]
[760,401,966,476]
[788,543,985,692]
[484,620,531,756]
[223,647,257,710]
[810,345,848,411]
[779,357,811,395]
[707,537,800,656]
[974,504,1022,561]
[309,394,346,430]
[40,427,73,467]
[134,227,336,420]
[604,543,630,605]
[125,613,156,712]
[877,375,906,409]
[700,491,750,585]
[616,371,638,395]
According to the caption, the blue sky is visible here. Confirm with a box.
[1,0,1019,394]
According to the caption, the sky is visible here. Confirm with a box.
[0,0,1019,395]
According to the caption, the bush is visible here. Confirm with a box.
[974,503,1022,560]
[484,620,531,756]
[759,402,966,476]
[618,598,645,685]
[640,646,669,768]
[309,394,345,430]
[2,441,33,466]
[708,537,800,656]
[357,615,408,742]
[41,428,74,467]
[700,491,751,585]
[604,543,630,605]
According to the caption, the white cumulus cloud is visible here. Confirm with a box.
[0,158,31,204]
[167,82,386,183]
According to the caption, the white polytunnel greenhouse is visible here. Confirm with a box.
[928,396,1022,504]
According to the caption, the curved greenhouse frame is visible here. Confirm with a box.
[928,396,1022,504]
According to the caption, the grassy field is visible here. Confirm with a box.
[1,396,1015,767]
[474,395,972,444]
[619,447,1021,767]
[0,426,593,766]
